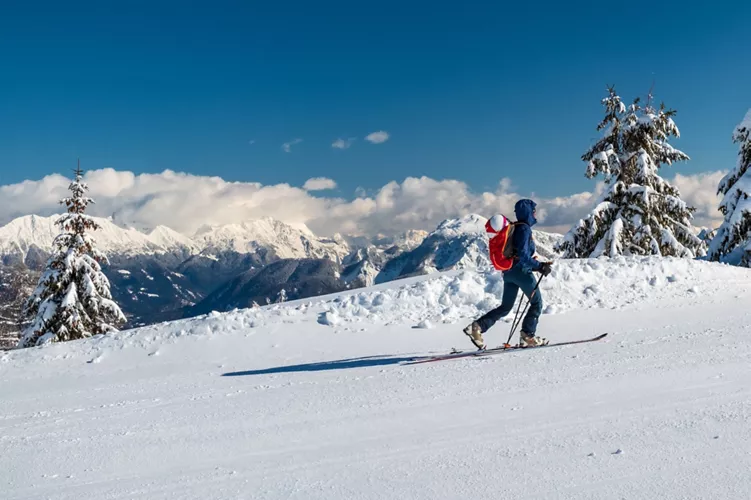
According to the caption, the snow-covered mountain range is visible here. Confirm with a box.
[192,218,351,263]
[0,214,197,263]
[0,212,562,338]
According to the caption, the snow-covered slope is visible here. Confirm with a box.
[375,214,562,283]
[4,257,751,500]
[192,217,350,263]
[0,215,198,261]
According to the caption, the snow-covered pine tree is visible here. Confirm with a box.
[17,164,126,348]
[698,227,717,247]
[556,87,704,258]
[0,266,38,349]
[708,109,751,266]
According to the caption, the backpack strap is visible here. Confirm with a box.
[509,221,531,261]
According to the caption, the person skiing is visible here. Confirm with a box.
[463,198,552,349]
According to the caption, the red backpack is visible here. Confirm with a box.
[485,215,521,271]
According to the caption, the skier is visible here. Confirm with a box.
[463,198,552,349]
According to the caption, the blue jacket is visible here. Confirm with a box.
[512,199,541,272]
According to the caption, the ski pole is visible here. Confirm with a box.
[504,274,544,348]
[505,291,527,347]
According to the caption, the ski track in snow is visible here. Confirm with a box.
[2,257,751,499]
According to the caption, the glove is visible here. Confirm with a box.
[538,261,553,277]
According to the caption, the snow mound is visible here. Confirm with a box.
[325,257,744,327]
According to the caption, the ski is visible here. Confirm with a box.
[404,333,608,365]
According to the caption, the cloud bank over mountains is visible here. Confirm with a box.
[0,168,725,238]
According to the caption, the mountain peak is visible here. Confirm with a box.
[374,214,563,284]
[433,214,487,237]
[147,225,198,250]
[192,217,349,262]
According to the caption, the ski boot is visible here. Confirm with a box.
[519,332,549,347]
[463,322,486,350]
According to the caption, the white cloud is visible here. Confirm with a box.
[365,131,390,144]
[0,168,724,239]
[303,178,337,191]
[282,138,302,153]
[248,139,256,145]
[671,170,725,229]
[332,137,356,150]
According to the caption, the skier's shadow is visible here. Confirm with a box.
[222,354,420,377]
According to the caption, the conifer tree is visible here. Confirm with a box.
[556,86,704,258]
[708,109,751,266]
[18,163,126,348]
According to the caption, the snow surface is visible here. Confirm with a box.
[3,257,751,499]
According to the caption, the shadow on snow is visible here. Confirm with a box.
[221,354,422,376]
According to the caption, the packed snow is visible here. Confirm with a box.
[3,257,751,499]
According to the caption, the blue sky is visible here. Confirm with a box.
[1,0,749,200]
